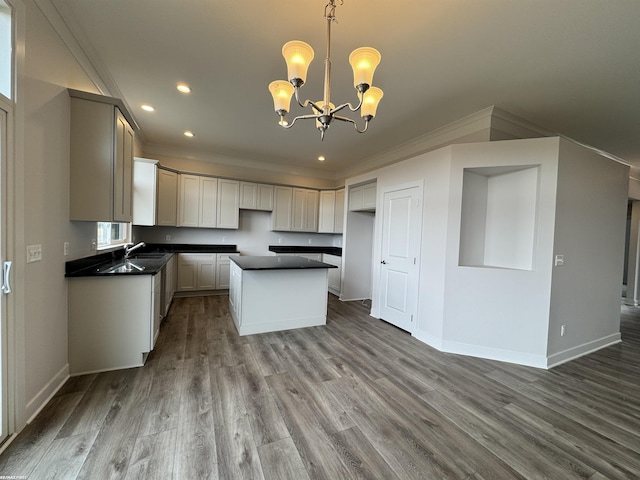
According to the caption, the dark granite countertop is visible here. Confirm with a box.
[231,255,338,271]
[65,244,238,277]
[268,245,342,256]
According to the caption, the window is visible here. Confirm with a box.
[0,0,11,99]
[97,222,130,250]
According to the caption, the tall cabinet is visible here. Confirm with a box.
[69,89,136,222]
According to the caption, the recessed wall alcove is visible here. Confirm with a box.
[458,164,540,271]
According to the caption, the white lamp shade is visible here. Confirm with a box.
[269,80,295,113]
[282,41,315,84]
[361,86,383,118]
[349,47,381,89]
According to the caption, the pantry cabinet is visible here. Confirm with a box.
[69,90,135,222]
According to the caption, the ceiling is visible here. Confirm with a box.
[49,0,640,179]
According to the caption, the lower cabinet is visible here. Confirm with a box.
[177,253,239,292]
[323,253,342,295]
[68,275,160,374]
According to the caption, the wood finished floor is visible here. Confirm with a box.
[1,295,640,479]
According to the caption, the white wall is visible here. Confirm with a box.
[134,210,341,257]
[441,138,560,367]
[18,0,102,421]
[547,139,629,365]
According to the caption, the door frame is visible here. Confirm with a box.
[372,180,424,334]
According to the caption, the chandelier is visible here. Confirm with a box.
[268,0,383,140]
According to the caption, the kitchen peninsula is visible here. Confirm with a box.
[229,256,337,336]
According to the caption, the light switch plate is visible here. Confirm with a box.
[27,244,42,263]
[554,254,564,266]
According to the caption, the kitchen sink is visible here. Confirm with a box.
[127,252,167,259]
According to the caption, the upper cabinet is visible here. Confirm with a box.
[349,182,376,212]
[318,188,345,234]
[239,182,274,211]
[271,186,319,232]
[178,174,239,229]
[217,178,240,229]
[133,159,178,226]
[69,90,136,222]
[157,169,179,226]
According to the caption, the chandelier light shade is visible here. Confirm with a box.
[361,87,384,118]
[268,0,383,140]
[349,47,382,91]
[282,41,315,86]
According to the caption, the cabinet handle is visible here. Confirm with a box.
[2,261,12,294]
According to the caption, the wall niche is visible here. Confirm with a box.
[459,164,540,270]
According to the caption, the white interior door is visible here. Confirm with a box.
[379,186,422,332]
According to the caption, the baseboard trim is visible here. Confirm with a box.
[546,333,622,369]
[412,331,548,368]
[25,364,70,424]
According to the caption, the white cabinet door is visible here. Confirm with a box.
[199,177,218,228]
[216,253,240,289]
[349,182,376,212]
[257,184,274,211]
[334,188,345,233]
[114,109,134,222]
[271,186,293,231]
[304,189,319,232]
[318,190,336,233]
[198,255,217,290]
[292,188,306,231]
[152,273,162,347]
[177,253,217,291]
[133,159,157,226]
[157,169,178,226]
[239,182,257,209]
[217,178,240,229]
[323,254,342,295]
[178,174,201,227]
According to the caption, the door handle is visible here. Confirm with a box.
[380,260,387,264]
[2,261,12,294]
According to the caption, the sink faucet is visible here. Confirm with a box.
[124,241,146,258]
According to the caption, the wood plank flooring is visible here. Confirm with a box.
[1,294,640,479]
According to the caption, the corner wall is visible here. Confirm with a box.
[546,139,629,366]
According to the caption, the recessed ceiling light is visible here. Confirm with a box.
[141,104,155,112]
[177,83,191,94]
[318,155,326,162]
[184,131,195,137]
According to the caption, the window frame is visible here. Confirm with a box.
[96,222,131,250]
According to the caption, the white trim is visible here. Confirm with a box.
[235,315,326,336]
[545,333,622,369]
[25,363,69,423]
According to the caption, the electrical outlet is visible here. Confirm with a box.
[27,244,42,263]
[165,234,171,241]
[90,238,97,250]
[308,238,312,245]
[554,254,565,266]
[561,325,566,336]
[64,242,69,256]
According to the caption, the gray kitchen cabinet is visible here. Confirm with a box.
[68,275,159,374]
[69,90,135,222]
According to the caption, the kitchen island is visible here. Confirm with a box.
[229,256,337,336]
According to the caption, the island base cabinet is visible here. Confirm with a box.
[229,262,328,336]
[69,276,156,375]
